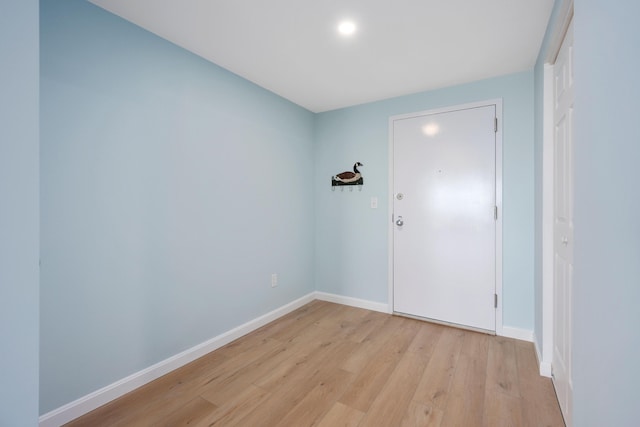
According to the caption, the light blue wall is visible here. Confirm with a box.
[534,1,640,423]
[314,72,535,330]
[40,0,315,414]
[0,1,40,426]
[572,1,640,425]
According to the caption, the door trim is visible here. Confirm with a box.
[387,99,503,334]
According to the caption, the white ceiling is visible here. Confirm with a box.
[89,0,554,113]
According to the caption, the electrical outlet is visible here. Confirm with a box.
[271,273,278,288]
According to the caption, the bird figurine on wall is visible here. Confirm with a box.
[332,162,364,186]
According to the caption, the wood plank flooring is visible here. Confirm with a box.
[66,301,565,427]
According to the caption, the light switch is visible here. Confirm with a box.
[370,197,378,209]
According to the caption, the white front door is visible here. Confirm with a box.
[553,19,574,427]
[392,104,497,332]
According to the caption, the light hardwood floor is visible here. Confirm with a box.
[66,300,565,427]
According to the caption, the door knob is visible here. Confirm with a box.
[396,216,404,226]
[561,236,569,245]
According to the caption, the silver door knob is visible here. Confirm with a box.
[396,216,404,226]
[561,236,569,245]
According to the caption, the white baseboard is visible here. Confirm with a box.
[314,291,390,313]
[39,292,316,427]
[533,334,553,378]
[500,326,534,342]
[539,360,552,377]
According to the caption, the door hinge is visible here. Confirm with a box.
[494,206,498,220]
[494,294,498,308]
[494,117,498,133]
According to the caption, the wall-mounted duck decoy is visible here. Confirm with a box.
[332,162,364,186]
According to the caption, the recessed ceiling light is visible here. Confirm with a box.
[338,21,357,36]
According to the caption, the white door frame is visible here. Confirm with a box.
[387,99,503,335]
[541,0,574,377]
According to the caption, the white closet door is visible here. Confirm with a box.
[553,18,574,427]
